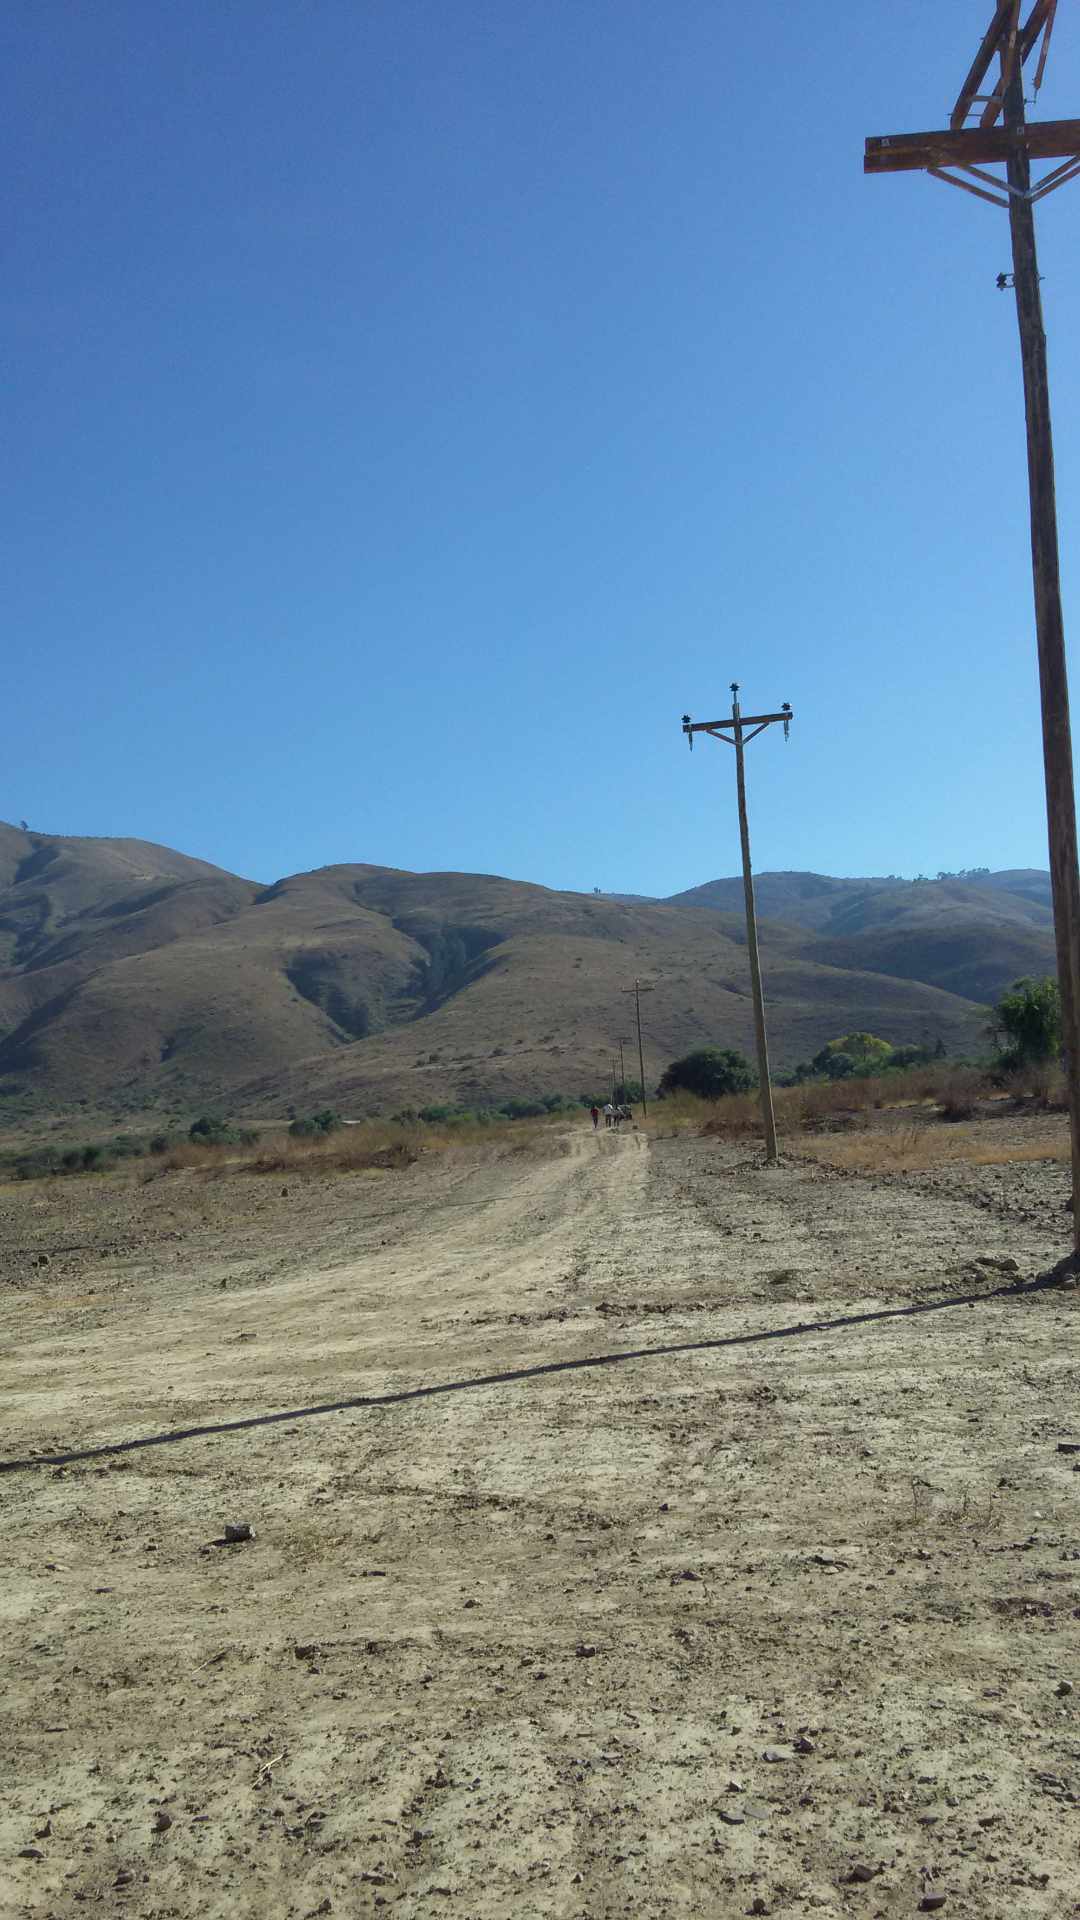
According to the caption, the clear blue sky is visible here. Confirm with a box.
[4,1,1079,892]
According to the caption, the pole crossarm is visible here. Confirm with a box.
[683,711,792,735]
[864,116,1080,174]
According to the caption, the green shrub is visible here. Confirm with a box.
[991,976,1061,1069]
[189,1115,259,1148]
[659,1049,756,1100]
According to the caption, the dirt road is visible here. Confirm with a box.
[2,1124,1080,1918]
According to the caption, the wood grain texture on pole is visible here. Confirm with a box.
[635,982,648,1120]
[1004,68,1080,1255]
[733,716,779,1164]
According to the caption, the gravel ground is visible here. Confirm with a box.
[2,1120,1079,1919]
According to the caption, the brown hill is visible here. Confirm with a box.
[666,867,1053,935]
[0,828,1042,1122]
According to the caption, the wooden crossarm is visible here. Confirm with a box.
[865,116,1080,174]
[683,712,791,732]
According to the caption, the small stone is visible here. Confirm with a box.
[224,1523,252,1544]
[762,1748,788,1764]
[919,1898,947,1914]
[281,1187,289,1197]
[793,1736,815,1754]
[848,1863,878,1883]
[671,1569,702,1583]
[294,1643,317,1660]
[17,1848,44,1861]
[35,1253,49,1267]
[152,1810,172,1833]
[575,1643,597,1658]
[750,1900,769,1916]
[1056,1680,1074,1696]
[718,1808,745,1825]
[743,1800,771,1821]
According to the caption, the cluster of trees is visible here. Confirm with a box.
[655,976,1064,1103]
[782,1032,943,1085]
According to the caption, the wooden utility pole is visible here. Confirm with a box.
[621,977,655,1118]
[681,688,793,1165]
[865,0,1080,1257]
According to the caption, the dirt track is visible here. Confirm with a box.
[3,1124,1080,1919]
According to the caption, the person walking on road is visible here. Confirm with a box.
[590,1105,600,1131]
[603,1102,615,1130]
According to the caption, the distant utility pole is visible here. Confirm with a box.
[865,0,1080,1258]
[682,688,793,1166]
[621,977,655,1118]
[618,1038,628,1104]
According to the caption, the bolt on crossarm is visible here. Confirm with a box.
[681,687,793,1164]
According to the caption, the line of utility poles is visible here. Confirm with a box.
[681,689,793,1166]
[864,0,1080,1257]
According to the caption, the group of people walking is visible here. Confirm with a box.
[591,1102,632,1131]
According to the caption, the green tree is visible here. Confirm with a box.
[658,1048,756,1100]
[813,1032,893,1072]
[991,976,1061,1069]
[819,1050,856,1081]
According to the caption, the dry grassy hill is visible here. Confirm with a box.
[0,824,1051,1123]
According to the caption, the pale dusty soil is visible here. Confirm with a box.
[2,1122,1080,1920]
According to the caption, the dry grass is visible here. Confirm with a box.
[142,1112,572,1182]
[650,1064,1070,1174]
[796,1119,1069,1174]
[687,1064,1067,1142]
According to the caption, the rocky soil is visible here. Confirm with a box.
[2,1119,1079,1918]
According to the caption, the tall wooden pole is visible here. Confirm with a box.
[635,980,649,1118]
[731,687,779,1165]
[1004,67,1080,1255]
[621,978,654,1118]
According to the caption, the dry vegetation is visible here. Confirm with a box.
[141,1111,573,1182]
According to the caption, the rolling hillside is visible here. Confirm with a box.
[0,824,1054,1122]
